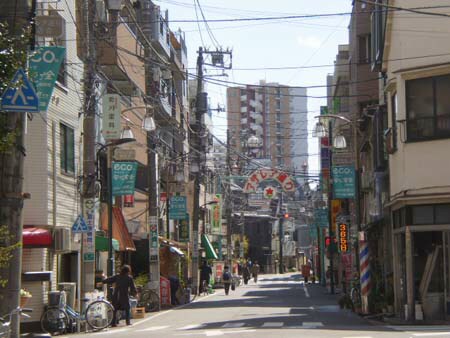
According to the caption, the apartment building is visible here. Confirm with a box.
[226,81,308,173]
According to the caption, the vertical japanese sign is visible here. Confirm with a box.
[169,196,187,220]
[83,198,96,262]
[331,200,341,234]
[314,209,329,228]
[338,222,349,253]
[178,214,190,242]
[149,221,159,261]
[102,94,121,140]
[332,165,355,199]
[112,161,138,196]
[211,194,222,234]
[29,46,65,112]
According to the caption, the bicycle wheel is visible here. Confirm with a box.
[140,290,159,312]
[40,307,69,335]
[85,300,114,330]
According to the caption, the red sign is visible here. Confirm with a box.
[160,192,167,202]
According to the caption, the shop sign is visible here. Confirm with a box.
[314,208,328,228]
[169,196,187,220]
[178,214,190,242]
[102,94,121,140]
[332,165,355,199]
[338,223,349,253]
[112,161,138,196]
[211,194,222,233]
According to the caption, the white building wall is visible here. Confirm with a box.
[289,87,308,175]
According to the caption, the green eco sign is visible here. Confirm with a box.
[169,196,187,220]
[29,46,65,112]
[112,161,138,196]
[332,165,355,199]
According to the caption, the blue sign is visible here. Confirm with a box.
[169,196,187,220]
[1,68,39,112]
[332,165,355,199]
[112,161,138,196]
[314,208,329,228]
[72,215,90,233]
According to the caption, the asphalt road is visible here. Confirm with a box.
[67,274,450,338]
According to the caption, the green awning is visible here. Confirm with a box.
[201,234,218,260]
[95,235,120,252]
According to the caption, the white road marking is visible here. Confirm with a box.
[341,336,373,338]
[389,326,450,332]
[302,322,324,328]
[262,322,284,327]
[412,333,450,337]
[178,324,206,330]
[303,284,310,298]
[205,330,225,336]
[134,325,169,332]
[222,322,245,328]
[174,329,256,336]
[93,328,128,335]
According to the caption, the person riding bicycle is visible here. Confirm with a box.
[103,265,137,327]
[199,261,212,294]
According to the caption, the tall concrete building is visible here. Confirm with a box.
[226,81,308,174]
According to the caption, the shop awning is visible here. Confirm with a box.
[100,204,136,251]
[95,235,120,252]
[169,246,185,257]
[201,234,218,260]
[23,227,52,247]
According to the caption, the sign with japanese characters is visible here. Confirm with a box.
[243,168,296,193]
[112,161,138,196]
[29,46,65,112]
[102,94,121,140]
[178,214,190,242]
[314,208,329,228]
[211,194,222,233]
[332,165,355,199]
[169,196,187,220]
[338,223,349,253]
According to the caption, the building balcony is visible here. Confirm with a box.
[240,95,247,102]
[241,106,247,113]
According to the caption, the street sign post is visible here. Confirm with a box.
[1,68,39,113]
[102,94,121,140]
[72,215,89,233]
[29,46,65,112]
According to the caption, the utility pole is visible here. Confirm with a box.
[191,47,204,295]
[225,129,232,267]
[279,192,284,274]
[141,2,160,307]
[80,0,97,296]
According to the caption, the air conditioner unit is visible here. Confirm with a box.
[54,227,72,253]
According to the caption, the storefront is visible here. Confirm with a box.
[392,203,450,321]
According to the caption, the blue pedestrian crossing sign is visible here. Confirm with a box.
[1,68,39,113]
[72,215,90,233]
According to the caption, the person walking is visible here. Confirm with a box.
[222,266,232,295]
[199,260,212,294]
[302,261,311,284]
[103,265,137,327]
[242,263,251,285]
[251,261,260,283]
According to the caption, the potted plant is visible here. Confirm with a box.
[20,289,32,307]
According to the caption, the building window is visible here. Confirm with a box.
[406,74,450,141]
[60,123,75,174]
[358,34,371,63]
[406,204,450,225]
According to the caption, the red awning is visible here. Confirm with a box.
[100,204,136,251]
[23,227,52,247]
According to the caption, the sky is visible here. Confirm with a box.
[154,0,353,175]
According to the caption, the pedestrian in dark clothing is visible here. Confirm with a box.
[199,261,212,293]
[242,263,251,285]
[103,265,137,326]
[222,266,232,295]
[169,275,180,305]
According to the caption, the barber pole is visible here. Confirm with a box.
[359,240,371,314]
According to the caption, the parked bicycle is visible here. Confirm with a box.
[350,277,362,313]
[137,287,160,312]
[40,291,114,335]
[0,307,32,338]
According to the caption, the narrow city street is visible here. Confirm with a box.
[68,274,450,338]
